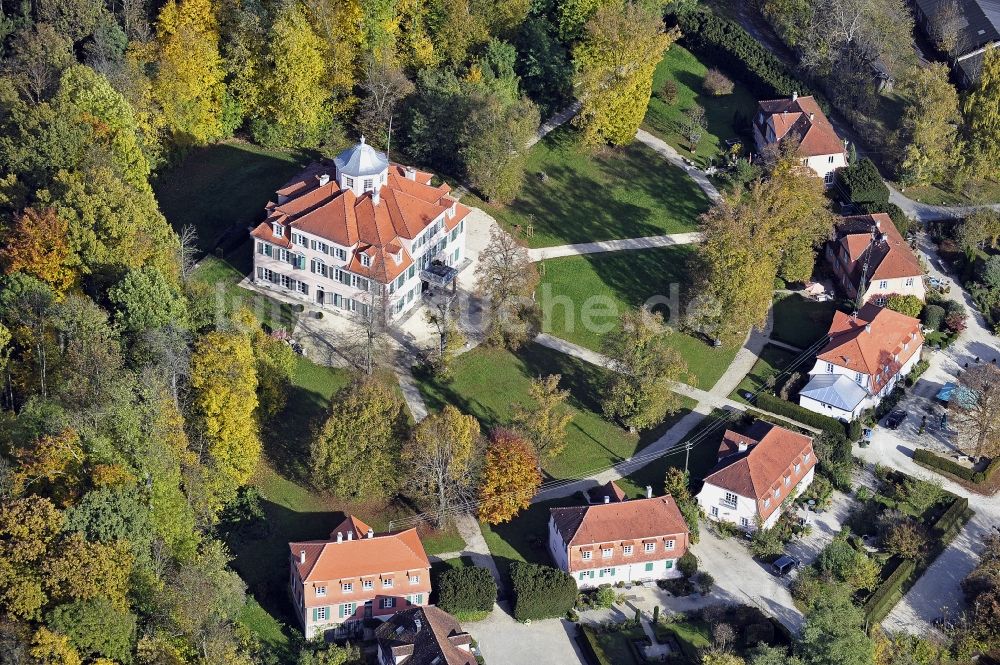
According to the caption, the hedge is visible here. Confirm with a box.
[754,393,848,437]
[863,558,916,624]
[835,158,889,206]
[913,449,1000,485]
[673,7,815,101]
[437,567,497,615]
[933,496,969,537]
[510,562,577,621]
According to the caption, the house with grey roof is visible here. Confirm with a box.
[913,0,1000,86]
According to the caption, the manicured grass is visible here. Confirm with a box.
[582,624,645,665]
[155,141,308,252]
[659,620,712,662]
[896,179,1000,206]
[238,598,291,655]
[472,127,710,248]
[771,293,839,350]
[643,44,757,167]
[190,254,299,332]
[416,343,694,481]
[729,344,802,405]
[536,247,740,389]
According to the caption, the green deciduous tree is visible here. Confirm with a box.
[957,209,1000,253]
[885,294,923,318]
[108,266,188,335]
[7,23,74,103]
[962,46,1000,179]
[602,309,689,431]
[512,374,573,459]
[461,91,539,203]
[310,376,406,499]
[47,598,137,663]
[573,2,679,145]
[476,226,539,349]
[800,588,875,665]
[892,63,960,186]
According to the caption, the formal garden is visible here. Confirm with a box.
[473,127,711,248]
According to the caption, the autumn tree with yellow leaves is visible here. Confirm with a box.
[478,429,541,525]
[405,405,481,526]
[0,207,75,295]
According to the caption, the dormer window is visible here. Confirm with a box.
[316,586,326,597]
[392,251,402,265]
[273,223,283,237]
[361,254,371,267]
[342,582,353,593]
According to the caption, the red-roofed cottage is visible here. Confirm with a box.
[826,213,925,305]
[753,93,847,186]
[696,421,816,531]
[251,138,471,321]
[547,488,689,588]
[288,515,432,639]
[798,304,924,421]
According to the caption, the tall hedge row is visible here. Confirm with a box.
[863,558,916,624]
[510,562,577,621]
[437,567,498,614]
[674,7,814,101]
[913,449,1000,485]
[754,393,848,437]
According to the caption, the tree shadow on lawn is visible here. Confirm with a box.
[673,70,753,147]
[580,245,696,317]
[263,381,334,482]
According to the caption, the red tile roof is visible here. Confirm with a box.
[756,96,846,157]
[834,213,923,284]
[702,421,816,521]
[816,304,923,393]
[289,518,430,586]
[375,606,475,665]
[550,495,688,547]
[250,161,471,285]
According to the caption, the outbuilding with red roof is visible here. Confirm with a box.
[753,93,847,186]
[826,213,925,306]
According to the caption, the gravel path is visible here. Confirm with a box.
[526,232,702,262]
[635,129,722,203]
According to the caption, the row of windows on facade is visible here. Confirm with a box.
[272,216,459,258]
[257,266,417,316]
[578,560,675,580]
[580,540,674,561]
[312,594,424,622]
[315,575,420,597]
[824,359,901,380]
[709,508,754,529]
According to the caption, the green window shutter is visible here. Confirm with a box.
[338,604,344,618]
[665,560,674,569]
[598,569,604,578]
[312,608,318,622]
[610,568,616,577]
[645,562,654,572]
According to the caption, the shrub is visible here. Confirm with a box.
[510,562,577,621]
[884,519,928,560]
[863,559,916,623]
[703,68,734,95]
[905,359,929,387]
[659,79,679,105]
[922,304,945,331]
[886,294,923,318]
[836,158,889,206]
[697,572,715,594]
[594,585,617,609]
[944,310,967,333]
[913,448,977,481]
[678,551,699,578]
[674,7,813,99]
[755,393,848,437]
[437,567,497,615]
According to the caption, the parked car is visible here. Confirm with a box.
[928,276,947,289]
[884,410,906,429]
[771,555,800,577]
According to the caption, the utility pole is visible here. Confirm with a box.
[854,224,879,315]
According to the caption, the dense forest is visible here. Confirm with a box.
[0,0,686,662]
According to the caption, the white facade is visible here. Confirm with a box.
[252,212,466,321]
[698,467,815,532]
[800,347,923,420]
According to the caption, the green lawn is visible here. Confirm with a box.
[416,343,695,482]
[536,247,740,389]
[895,179,1000,206]
[582,624,646,665]
[472,127,710,248]
[729,344,802,404]
[643,45,757,167]
[154,141,309,253]
[771,293,839,350]
[191,255,300,332]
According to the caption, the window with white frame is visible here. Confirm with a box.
[342,583,353,593]
[710,506,718,517]
[644,542,655,553]
[855,372,863,384]
[784,476,791,486]
[826,363,834,373]
[297,281,308,295]
[602,548,612,558]
[879,280,888,289]
[723,491,738,508]
[581,550,592,560]
[741,517,750,527]
[316,606,327,621]
[773,488,780,498]
[664,540,675,550]
[381,598,395,609]
[316,586,326,597]
[795,463,801,473]
[623,545,633,556]
[764,497,771,509]
[409,575,419,584]
[905,277,913,286]
[361,255,371,267]
[804,452,811,462]
[363,580,373,591]
[828,155,835,163]
[383,579,393,589]
[363,178,373,190]
[273,224,283,237]
[335,248,347,261]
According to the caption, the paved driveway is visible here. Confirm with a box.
[785,490,854,565]
[473,605,586,665]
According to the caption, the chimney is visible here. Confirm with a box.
[367,528,374,539]
[336,532,343,544]
[738,440,749,453]
[646,485,653,499]
[347,530,353,541]
[875,218,881,229]
[372,187,380,205]
[603,495,610,504]
[865,324,872,334]
[318,173,330,187]
[414,618,422,633]
[808,112,815,122]
[405,167,417,181]
[299,550,306,564]
[792,91,798,101]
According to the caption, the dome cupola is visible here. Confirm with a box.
[333,136,389,198]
